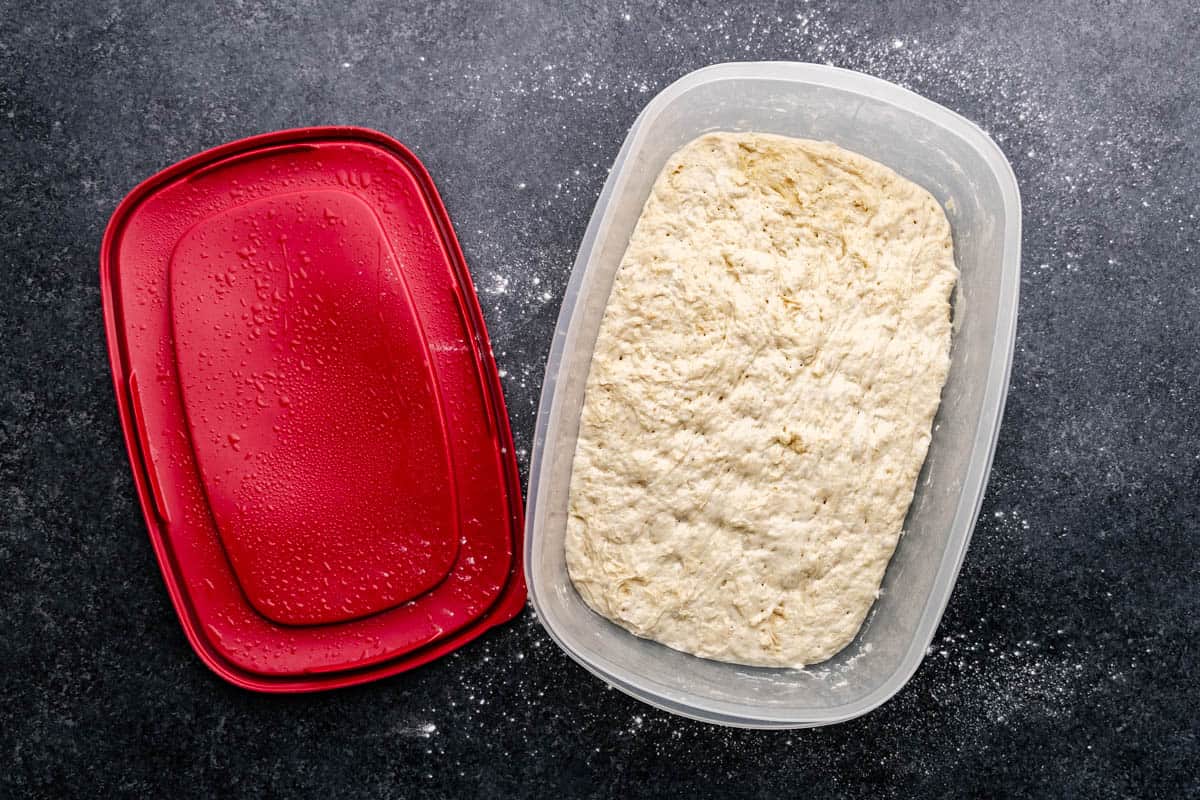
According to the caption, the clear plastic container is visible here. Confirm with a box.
[525,62,1021,728]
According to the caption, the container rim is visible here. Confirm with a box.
[525,62,1021,727]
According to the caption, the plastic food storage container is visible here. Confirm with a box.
[525,62,1021,728]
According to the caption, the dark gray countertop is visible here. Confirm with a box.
[2,1,1197,797]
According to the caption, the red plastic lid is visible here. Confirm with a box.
[101,127,526,691]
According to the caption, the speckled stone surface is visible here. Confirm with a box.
[2,1,1197,797]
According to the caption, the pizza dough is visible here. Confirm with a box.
[564,132,957,668]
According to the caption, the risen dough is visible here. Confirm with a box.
[564,132,957,668]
